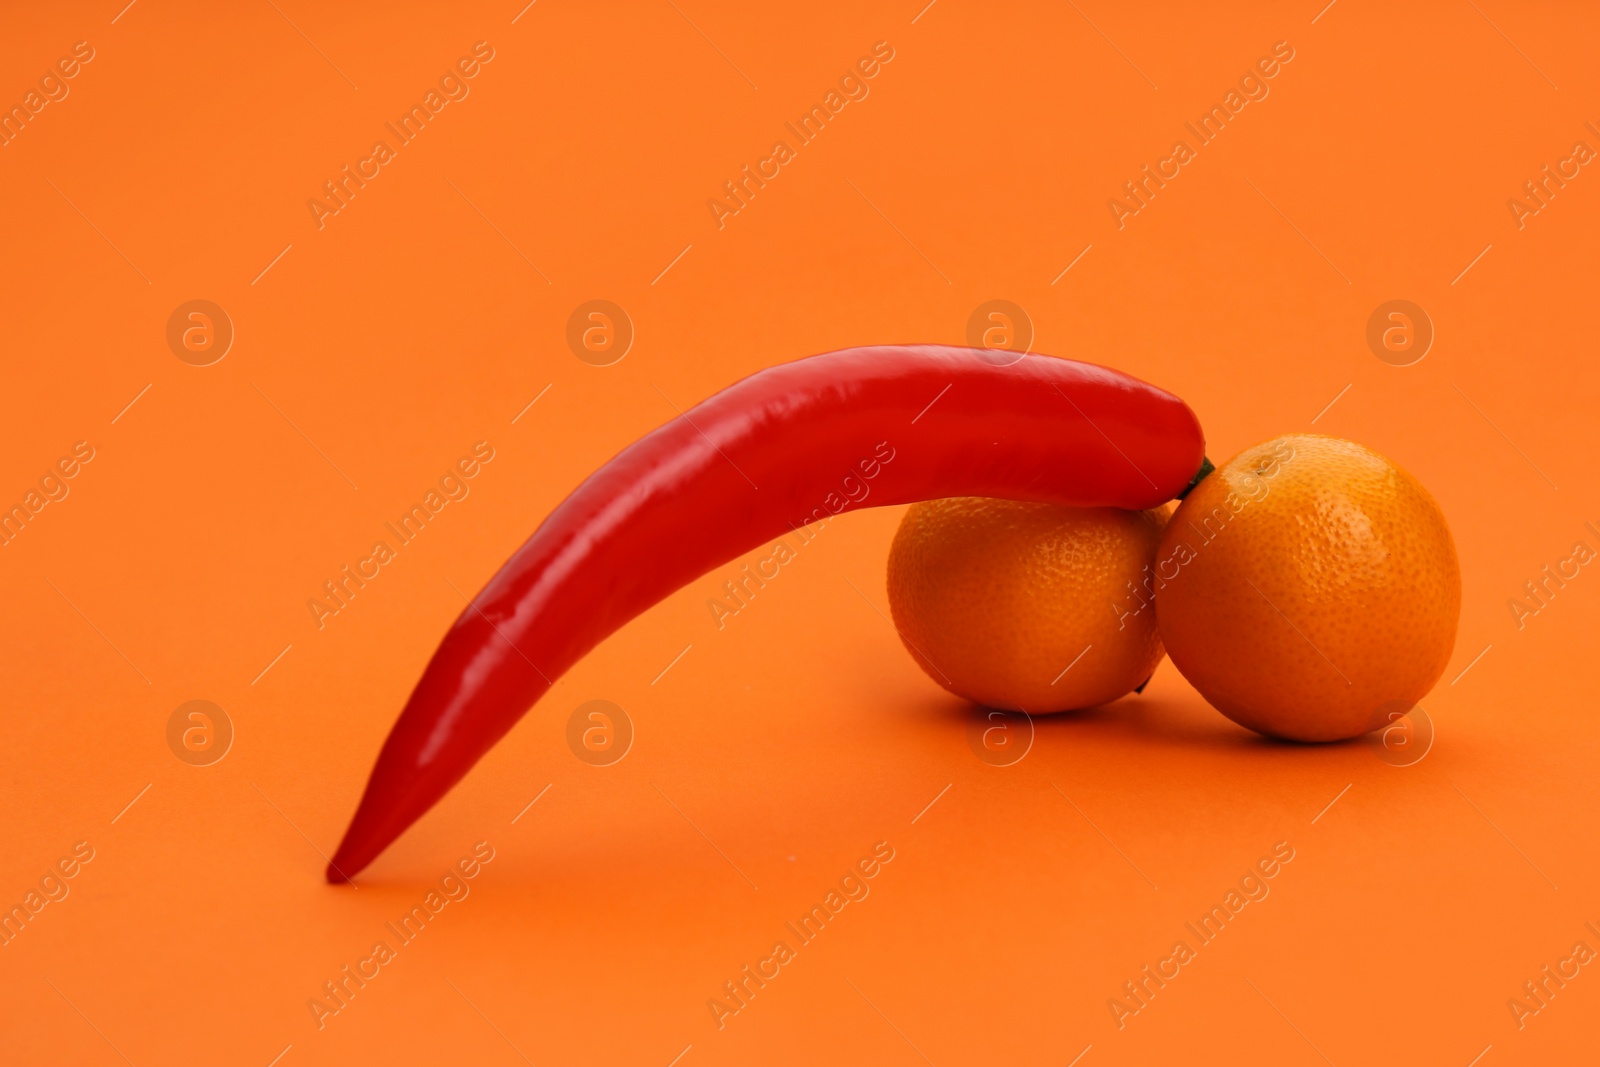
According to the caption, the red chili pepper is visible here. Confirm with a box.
[327,345,1203,880]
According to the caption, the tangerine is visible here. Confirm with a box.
[1154,435,1460,741]
[886,498,1168,713]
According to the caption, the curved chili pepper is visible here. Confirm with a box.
[327,344,1204,880]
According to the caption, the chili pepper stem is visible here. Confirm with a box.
[1175,456,1214,500]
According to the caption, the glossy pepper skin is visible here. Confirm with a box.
[327,345,1204,880]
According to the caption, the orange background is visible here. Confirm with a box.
[3,2,1598,1063]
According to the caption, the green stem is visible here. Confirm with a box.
[1175,455,1214,500]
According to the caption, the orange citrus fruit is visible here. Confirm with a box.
[886,498,1168,713]
[1154,434,1460,741]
